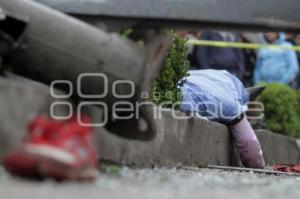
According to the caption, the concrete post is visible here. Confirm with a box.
[0,0,171,140]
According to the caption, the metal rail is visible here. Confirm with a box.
[177,165,300,177]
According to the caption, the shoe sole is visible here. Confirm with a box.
[3,146,98,181]
[25,144,76,165]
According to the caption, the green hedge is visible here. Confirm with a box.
[257,83,300,138]
[151,31,189,107]
[119,30,189,107]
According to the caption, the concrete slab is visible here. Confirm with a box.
[256,130,300,165]
[96,111,300,167]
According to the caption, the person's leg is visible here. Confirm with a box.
[229,115,265,168]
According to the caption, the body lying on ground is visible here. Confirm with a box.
[180,69,265,168]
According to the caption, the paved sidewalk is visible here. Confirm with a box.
[1,166,300,199]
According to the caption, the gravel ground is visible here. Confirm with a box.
[0,166,300,199]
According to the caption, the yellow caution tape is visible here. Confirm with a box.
[187,39,300,52]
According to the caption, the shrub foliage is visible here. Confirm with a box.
[257,83,300,138]
[151,32,189,107]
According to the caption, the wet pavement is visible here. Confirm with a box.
[0,166,300,199]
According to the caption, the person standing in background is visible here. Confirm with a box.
[179,30,203,69]
[254,32,299,87]
[190,31,245,80]
[240,34,258,87]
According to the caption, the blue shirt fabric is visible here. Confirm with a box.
[181,69,249,124]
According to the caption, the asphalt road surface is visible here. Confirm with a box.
[0,166,300,199]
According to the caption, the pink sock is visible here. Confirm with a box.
[229,116,265,168]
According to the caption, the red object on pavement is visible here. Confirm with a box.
[291,164,300,173]
[272,164,300,173]
[2,115,98,181]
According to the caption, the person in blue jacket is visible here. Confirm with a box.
[254,32,299,86]
[181,69,265,168]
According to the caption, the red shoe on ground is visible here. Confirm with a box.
[3,115,98,181]
[272,164,300,173]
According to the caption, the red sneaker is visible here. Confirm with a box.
[3,115,98,181]
[272,164,300,173]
